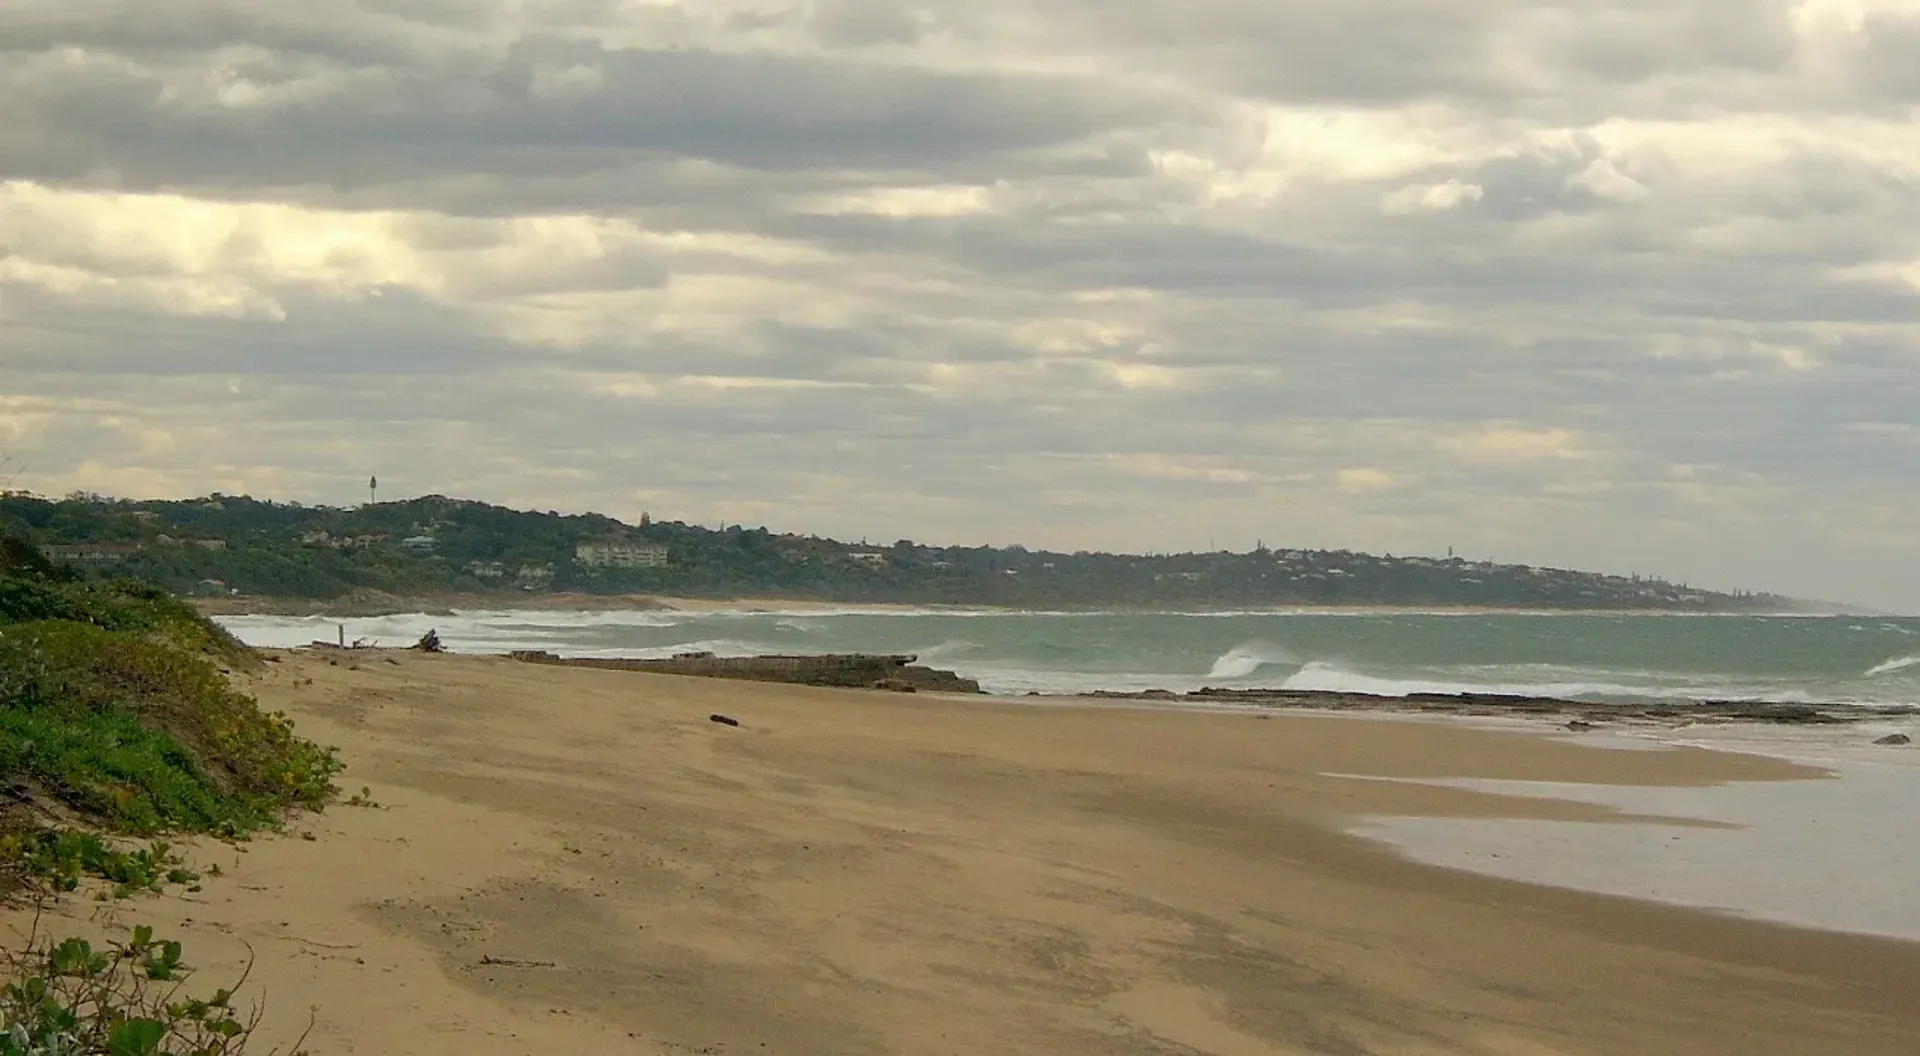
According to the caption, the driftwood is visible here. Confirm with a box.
[478,955,555,968]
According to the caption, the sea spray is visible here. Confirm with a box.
[916,639,984,662]
[1205,642,1299,680]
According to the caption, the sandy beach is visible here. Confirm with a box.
[9,651,1917,1055]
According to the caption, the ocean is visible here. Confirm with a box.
[214,608,1920,707]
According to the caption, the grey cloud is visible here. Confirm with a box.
[1463,151,1613,222]
[1,290,520,378]
[0,1,456,67]
[808,0,931,46]
[1026,0,1892,126]
[1,24,1199,202]
[5,0,1920,608]
[1552,2,1800,82]
[1034,0,1516,103]
[1855,14,1920,101]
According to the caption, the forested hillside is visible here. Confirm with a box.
[0,491,1793,611]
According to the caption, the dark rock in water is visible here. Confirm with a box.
[511,649,561,663]
[1567,720,1596,731]
[1874,733,1911,745]
[1692,700,1850,724]
[511,651,983,693]
[709,713,741,728]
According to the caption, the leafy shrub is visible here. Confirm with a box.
[0,539,338,897]
[0,537,324,1049]
[0,833,198,900]
[0,580,252,673]
[0,623,336,838]
[0,923,299,1055]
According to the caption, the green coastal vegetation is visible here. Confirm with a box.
[0,490,1795,612]
[0,536,337,872]
[0,532,338,1053]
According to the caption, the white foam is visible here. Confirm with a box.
[914,639,983,662]
[1866,654,1920,677]
[1277,660,1656,701]
[1206,641,1298,680]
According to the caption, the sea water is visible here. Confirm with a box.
[215,608,1920,707]
[1342,722,1920,940]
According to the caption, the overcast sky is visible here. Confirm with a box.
[3,1,1919,610]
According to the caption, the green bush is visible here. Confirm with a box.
[3,833,197,900]
[0,622,335,838]
[0,580,253,673]
[0,535,323,1045]
[0,535,338,896]
[0,924,294,1055]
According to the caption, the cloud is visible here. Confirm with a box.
[3,0,1920,610]
[1439,426,1596,464]
[1382,179,1486,215]
[1336,468,1399,493]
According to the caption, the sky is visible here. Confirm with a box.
[2,1,1919,611]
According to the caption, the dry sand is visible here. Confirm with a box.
[9,651,1918,1055]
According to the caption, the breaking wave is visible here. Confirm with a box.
[1275,660,1661,700]
[1205,642,1300,680]
[1865,655,1920,677]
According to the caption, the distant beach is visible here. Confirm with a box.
[195,591,1863,621]
[190,592,976,618]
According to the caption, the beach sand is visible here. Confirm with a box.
[8,651,1917,1055]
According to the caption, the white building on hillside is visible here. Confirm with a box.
[576,542,669,569]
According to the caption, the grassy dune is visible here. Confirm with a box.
[0,535,341,1053]
[0,535,338,888]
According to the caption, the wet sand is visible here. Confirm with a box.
[8,651,1917,1054]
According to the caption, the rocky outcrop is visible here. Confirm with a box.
[1085,686,1920,727]
[509,651,983,694]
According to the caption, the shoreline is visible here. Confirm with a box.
[190,592,983,617]
[7,651,1915,1053]
[191,593,1834,618]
